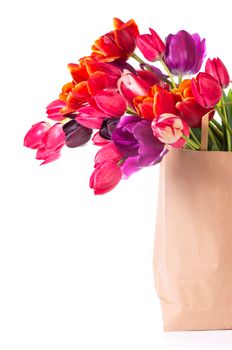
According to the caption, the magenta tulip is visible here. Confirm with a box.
[24,121,50,149]
[118,71,151,108]
[205,57,230,88]
[152,113,189,148]
[89,160,122,195]
[136,28,165,61]
[191,72,222,108]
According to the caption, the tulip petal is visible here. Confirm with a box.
[76,106,107,129]
[120,156,141,178]
[46,100,67,121]
[153,88,177,117]
[94,91,127,117]
[89,160,122,195]
[63,120,93,148]
[92,132,110,146]
[24,122,50,149]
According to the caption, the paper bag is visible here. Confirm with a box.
[154,148,232,331]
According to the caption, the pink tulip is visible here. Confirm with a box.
[136,28,165,61]
[76,106,107,129]
[89,160,122,195]
[94,143,123,166]
[118,70,151,108]
[24,121,50,149]
[191,72,222,108]
[36,123,66,165]
[151,113,189,148]
[205,57,230,88]
[46,99,67,121]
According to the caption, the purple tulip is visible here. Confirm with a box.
[99,118,119,140]
[164,30,206,75]
[63,120,92,148]
[112,116,167,177]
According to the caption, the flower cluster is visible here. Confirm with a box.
[24,18,232,194]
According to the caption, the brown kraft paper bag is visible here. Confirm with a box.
[154,148,232,331]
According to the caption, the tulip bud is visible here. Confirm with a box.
[191,72,222,108]
[151,113,189,148]
[24,121,50,149]
[136,28,165,61]
[63,120,92,148]
[89,160,122,195]
[205,57,230,88]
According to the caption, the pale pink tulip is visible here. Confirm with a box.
[152,113,189,148]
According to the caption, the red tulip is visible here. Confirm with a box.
[151,113,189,148]
[24,122,50,149]
[173,79,214,127]
[191,72,222,108]
[153,86,177,117]
[205,57,230,88]
[36,124,66,165]
[136,28,165,61]
[91,18,139,62]
[176,98,214,127]
[89,160,122,195]
[93,90,127,117]
[118,71,151,108]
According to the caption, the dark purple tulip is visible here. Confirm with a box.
[112,116,167,177]
[99,118,119,140]
[164,30,206,75]
[63,120,92,148]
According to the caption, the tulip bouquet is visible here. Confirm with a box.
[24,18,232,194]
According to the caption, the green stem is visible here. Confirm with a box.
[117,158,126,167]
[126,108,137,116]
[211,118,222,131]
[160,59,177,88]
[190,129,201,146]
[222,96,231,151]
[208,128,220,150]
[178,74,182,85]
[216,107,232,136]
[209,122,223,140]
[131,53,146,64]
[182,134,200,150]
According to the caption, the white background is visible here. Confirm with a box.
[1,0,232,349]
